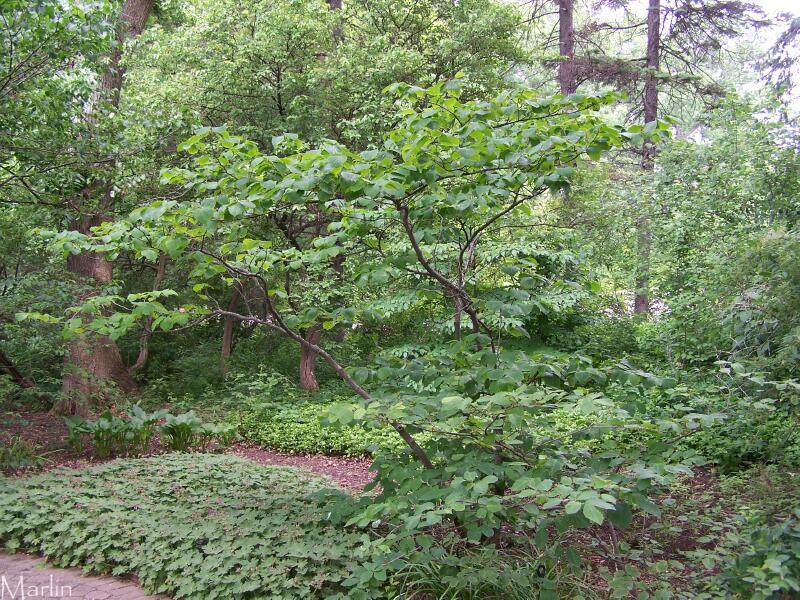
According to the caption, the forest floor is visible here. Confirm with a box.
[1,410,374,489]
[3,408,796,598]
[232,444,374,490]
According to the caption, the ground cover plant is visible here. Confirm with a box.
[237,399,406,456]
[0,454,363,599]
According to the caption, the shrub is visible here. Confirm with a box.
[717,512,800,599]
[0,454,365,599]
[566,316,641,359]
[684,410,800,472]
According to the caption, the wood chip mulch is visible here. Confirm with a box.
[230,443,375,491]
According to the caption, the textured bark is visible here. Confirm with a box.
[453,293,463,340]
[100,0,154,108]
[557,0,578,216]
[558,0,576,95]
[59,217,139,414]
[128,253,167,374]
[220,288,241,374]
[643,0,660,152]
[60,0,154,410]
[299,324,322,392]
[634,0,660,315]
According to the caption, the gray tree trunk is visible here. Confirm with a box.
[558,0,576,95]
[634,0,660,315]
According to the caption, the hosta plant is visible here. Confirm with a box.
[160,410,204,451]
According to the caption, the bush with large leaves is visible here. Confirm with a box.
[37,79,711,593]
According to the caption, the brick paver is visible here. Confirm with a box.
[0,553,166,599]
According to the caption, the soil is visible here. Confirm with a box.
[230,443,375,491]
[0,410,95,471]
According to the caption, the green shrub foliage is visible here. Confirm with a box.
[718,512,800,599]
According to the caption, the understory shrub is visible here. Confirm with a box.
[0,454,364,599]
[684,409,800,471]
[717,512,800,599]
[565,316,642,360]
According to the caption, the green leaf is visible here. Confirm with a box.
[607,503,632,529]
[582,501,604,524]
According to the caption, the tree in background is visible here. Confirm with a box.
[1,0,115,401]
[121,0,527,390]
[59,0,156,411]
[533,0,767,314]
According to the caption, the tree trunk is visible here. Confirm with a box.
[60,0,154,409]
[128,252,167,374]
[59,217,139,413]
[557,0,578,217]
[328,0,343,41]
[299,324,322,392]
[453,293,463,340]
[558,0,576,95]
[221,288,241,374]
[101,0,154,109]
[634,0,660,316]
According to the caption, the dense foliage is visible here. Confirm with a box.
[1,0,799,598]
[237,400,405,456]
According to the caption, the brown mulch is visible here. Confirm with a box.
[230,443,375,491]
[0,411,97,471]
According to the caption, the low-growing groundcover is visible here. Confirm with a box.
[0,454,364,599]
[236,400,409,456]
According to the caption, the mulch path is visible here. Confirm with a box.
[231,444,375,491]
[1,411,376,490]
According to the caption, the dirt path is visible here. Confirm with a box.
[0,553,166,599]
[231,444,375,490]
